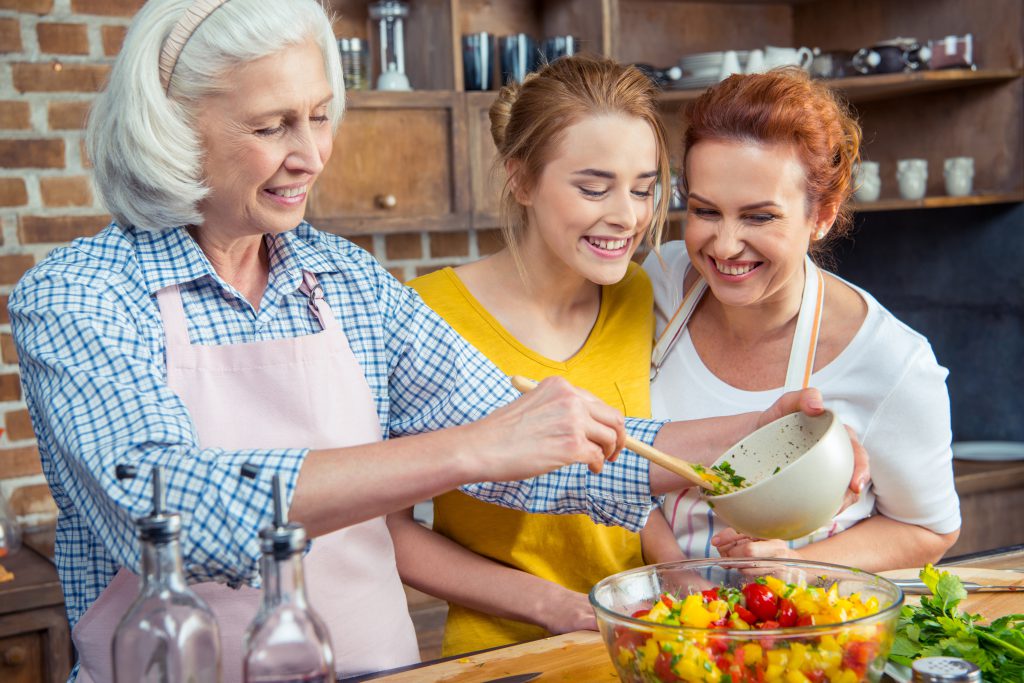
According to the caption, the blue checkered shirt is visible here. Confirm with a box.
[10,222,662,631]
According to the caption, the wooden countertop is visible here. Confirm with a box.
[953,458,1024,495]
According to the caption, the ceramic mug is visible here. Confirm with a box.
[764,45,814,70]
[944,157,974,197]
[745,48,766,74]
[718,50,742,81]
[854,161,881,202]
[897,159,928,200]
[811,50,856,79]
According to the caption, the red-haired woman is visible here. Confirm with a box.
[646,69,961,570]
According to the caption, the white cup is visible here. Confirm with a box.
[745,49,766,74]
[896,158,928,200]
[764,45,814,70]
[718,50,742,81]
[854,161,881,202]
[943,157,974,197]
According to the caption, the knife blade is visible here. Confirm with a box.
[892,578,1023,595]
[482,674,542,683]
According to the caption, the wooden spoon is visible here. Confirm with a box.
[509,375,722,491]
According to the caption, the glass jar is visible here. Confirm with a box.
[338,37,369,91]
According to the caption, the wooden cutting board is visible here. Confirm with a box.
[878,566,1024,621]
[373,631,618,681]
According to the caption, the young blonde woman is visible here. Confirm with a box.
[646,69,960,570]
[387,54,687,655]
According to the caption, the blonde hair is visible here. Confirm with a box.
[489,54,671,268]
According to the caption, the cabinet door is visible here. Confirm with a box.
[466,92,503,228]
[0,607,72,683]
[309,94,470,235]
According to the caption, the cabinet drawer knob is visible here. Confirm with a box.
[2,645,26,666]
[375,194,397,210]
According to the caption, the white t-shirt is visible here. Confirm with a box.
[644,242,961,557]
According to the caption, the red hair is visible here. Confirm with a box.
[682,68,862,255]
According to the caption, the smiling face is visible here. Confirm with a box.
[517,113,658,286]
[195,38,334,240]
[684,139,825,310]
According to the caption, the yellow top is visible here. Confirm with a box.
[409,263,655,655]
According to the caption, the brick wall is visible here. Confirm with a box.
[0,1,499,530]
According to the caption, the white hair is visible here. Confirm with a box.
[87,0,345,231]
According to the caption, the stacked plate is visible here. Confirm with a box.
[675,50,749,90]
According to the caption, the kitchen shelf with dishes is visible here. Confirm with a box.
[314,0,1022,236]
[656,68,1024,106]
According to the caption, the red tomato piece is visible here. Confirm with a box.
[661,594,675,609]
[742,583,779,622]
[777,598,798,627]
[613,626,647,652]
[734,604,758,625]
[632,608,651,619]
[653,650,681,682]
[702,587,719,601]
[842,640,878,678]
[797,614,814,627]
[756,619,780,630]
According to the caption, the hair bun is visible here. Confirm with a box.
[489,74,534,150]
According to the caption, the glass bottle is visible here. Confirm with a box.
[242,467,334,683]
[0,486,22,558]
[112,465,221,682]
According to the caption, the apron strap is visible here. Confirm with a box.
[651,266,706,381]
[784,256,826,391]
[298,271,340,332]
[154,285,192,347]
[650,256,825,389]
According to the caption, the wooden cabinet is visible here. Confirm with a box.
[0,547,72,683]
[317,0,1022,235]
[308,92,470,234]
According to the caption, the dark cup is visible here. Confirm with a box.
[499,33,537,85]
[462,32,494,90]
[810,50,856,79]
[854,43,927,74]
[542,35,578,63]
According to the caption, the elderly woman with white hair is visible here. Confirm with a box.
[9,0,842,680]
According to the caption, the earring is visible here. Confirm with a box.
[815,230,826,240]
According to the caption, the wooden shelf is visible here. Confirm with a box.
[666,192,1023,220]
[657,68,1023,107]
[853,191,1024,212]
[345,90,459,109]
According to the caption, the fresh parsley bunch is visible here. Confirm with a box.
[888,564,1024,682]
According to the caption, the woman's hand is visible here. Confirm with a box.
[758,389,871,510]
[537,584,598,634]
[712,528,802,561]
[756,387,825,428]
[464,376,626,482]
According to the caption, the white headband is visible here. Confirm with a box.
[158,0,230,93]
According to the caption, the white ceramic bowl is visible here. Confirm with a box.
[700,410,854,540]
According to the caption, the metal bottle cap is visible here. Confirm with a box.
[242,465,308,561]
[912,657,982,682]
[116,465,181,544]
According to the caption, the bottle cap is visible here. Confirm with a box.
[117,465,181,544]
[242,465,308,560]
[912,657,982,682]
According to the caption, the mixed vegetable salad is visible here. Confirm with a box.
[611,575,892,683]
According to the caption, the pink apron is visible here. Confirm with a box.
[72,271,419,681]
